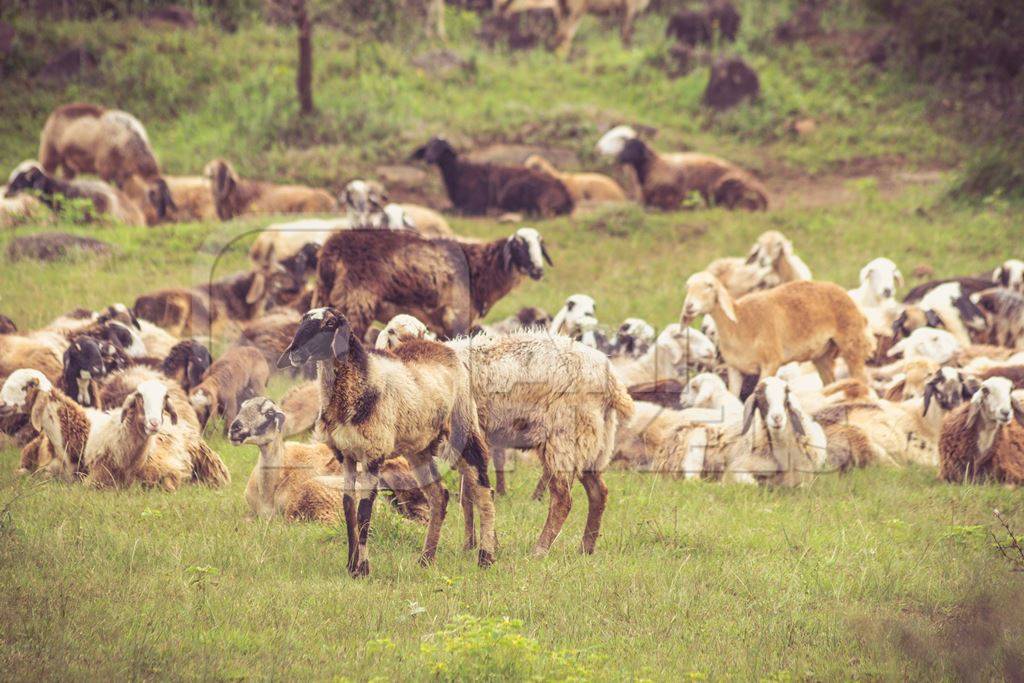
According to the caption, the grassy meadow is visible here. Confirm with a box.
[2,1,1024,680]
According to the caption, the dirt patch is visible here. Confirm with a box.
[7,232,115,262]
[375,164,449,208]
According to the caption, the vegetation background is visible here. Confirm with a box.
[0,0,1022,679]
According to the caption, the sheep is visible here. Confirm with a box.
[681,273,875,392]
[6,162,148,225]
[248,218,347,277]
[992,259,1024,293]
[972,288,1024,349]
[203,158,336,221]
[725,376,828,486]
[607,318,656,359]
[549,294,606,349]
[235,310,301,368]
[886,326,962,364]
[0,370,228,490]
[99,364,201,432]
[161,175,217,222]
[484,306,553,335]
[666,1,740,46]
[679,372,743,422]
[340,179,388,226]
[881,357,941,401]
[37,103,175,221]
[230,397,430,524]
[314,226,553,339]
[396,204,453,238]
[702,256,777,299]
[939,377,1024,485]
[903,276,994,304]
[375,314,435,351]
[446,330,633,555]
[58,336,109,408]
[911,282,988,345]
[746,230,813,283]
[596,126,767,211]
[277,307,498,575]
[849,258,903,309]
[189,346,271,431]
[610,400,712,474]
[523,154,627,205]
[0,330,65,384]
[497,0,651,56]
[613,323,718,388]
[816,367,975,467]
[279,380,320,437]
[410,137,574,217]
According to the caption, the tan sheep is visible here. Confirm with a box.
[523,154,627,205]
[203,158,336,221]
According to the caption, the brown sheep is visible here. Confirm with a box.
[6,162,148,226]
[188,346,270,431]
[315,226,552,339]
[203,158,335,221]
[37,103,175,221]
[235,310,301,368]
[161,175,217,223]
[597,126,768,211]
[523,154,627,205]
[939,377,1024,485]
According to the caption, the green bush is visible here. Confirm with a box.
[949,145,1024,202]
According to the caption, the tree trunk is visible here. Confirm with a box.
[294,0,314,114]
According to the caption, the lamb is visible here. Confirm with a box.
[6,162,148,225]
[230,397,429,524]
[939,377,1024,485]
[972,288,1024,349]
[446,330,633,555]
[203,158,336,220]
[314,226,553,338]
[410,137,573,217]
[277,307,497,576]
[903,276,994,304]
[681,272,875,391]
[523,154,627,205]
[189,346,271,431]
[549,294,605,349]
[596,126,768,211]
[679,372,743,423]
[992,259,1024,293]
[0,370,228,490]
[497,0,651,56]
[37,103,175,220]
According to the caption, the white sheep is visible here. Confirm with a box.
[612,323,718,387]
[549,294,602,348]
[993,259,1024,293]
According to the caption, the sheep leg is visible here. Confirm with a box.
[340,455,361,577]
[578,471,608,555]
[553,12,583,58]
[353,475,379,578]
[813,343,840,385]
[620,6,637,46]
[530,465,550,501]
[727,367,744,395]
[459,473,476,551]
[408,452,449,566]
[457,459,497,567]
[532,470,573,557]
[492,446,507,495]
[221,394,240,433]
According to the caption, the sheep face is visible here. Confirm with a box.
[656,324,717,367]
[377,314,432,351]
[552,294,598,337]
[742,377,805,437]
[163,340,213,391]
[145,178,178,221]
[595,125,638,158]
[993,259,1024,293]
[858,257,903,303]
[410,138,456,165]
[681,372,726,408]
[615,138,650,169]
[102,320,147,358]
[277,243,320,283]
[342,179,388,224]
[62,337,106,403]
[682,272,732,323]
[5,166,46,196]
[229,397,285,446]
[745,230,792,270]
[0,369,52,416]
[972,377,1020,426]
[125,380,177,435]
[613,318,656,357]
[278,307,352,368]
[6,160,42,188]
[504,227,552,280]
[923,367,975,416]
[891,306,944,341]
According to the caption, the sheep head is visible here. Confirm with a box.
[922,367,975,416]
[62,337,107,405]
[550,294,598,338]
[377,314,433,351]
[0,369,52,423]
[410,138,456,165]
[742,376,805,437]
[595,125,638,158]
[682,271,735,324]
[969,378,1021,430]
[96,303,141,331]
[858,257,903,303]
[502,227,552,280]
[278,307,353,368]
[993,259,1024,293]
[123,380,177,435]
[613,318,656,357]
[656,324,717,367]
[229,397,285,446]
[341,179,388,225]
[891,306,943,341]
[162,340,212,392]
[204,159,238,220]
[745,230,792,270]
[146,178,178,221]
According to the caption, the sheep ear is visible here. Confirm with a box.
[501,241,514,271]
[121,394,139,424]
[925,310,943,328]
[164,395,178,425]
[962,377,981,401]
[741,393,757,435]
[186,357,205,390]
[331,325,351,359]
[245,272,266,305]
[923,382,936,416]
[716,281,738,323]
[274,410,286,431]
[1013,401,1024,428]
[786,403,805,437]
[541,241,554,266]
[744,245,759,265]
[29,390,47,432]
[859,264,872,285]
[549,307,567,336]
[894,269,904,288]
[993,266,1006,285]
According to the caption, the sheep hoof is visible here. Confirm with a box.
[417,553,436,567]
[477,549,495,568]
[349,560,370,578]
[463,538,477,551]
[530,545,549,559]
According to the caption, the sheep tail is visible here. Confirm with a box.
[190,441,231,487]
[607,372,635,421]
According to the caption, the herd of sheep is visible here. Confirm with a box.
[1,100,1023,577]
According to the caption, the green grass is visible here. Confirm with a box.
[2,4,1024,680]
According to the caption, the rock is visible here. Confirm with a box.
[37,48,99,81]
[7,232,115,262]
[702,57,760,110]
[411,50,471,78]
[142,5,198,28]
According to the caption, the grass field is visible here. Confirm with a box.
[2,2,1024,680]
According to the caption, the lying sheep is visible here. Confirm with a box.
[746,230,812,283]
[596,126,768,211]
[939,377,1024,485]
[203,158,336,221]
[189,345,271,431]
[682,273,874,391]
[411,137,573,217]
[6,162,148,226]
[608,318,656,359]
[37,103,175,221]
[523,154,627,205]
[162,175,217,222]
[972,288,1024,349]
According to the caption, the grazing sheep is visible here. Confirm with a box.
[189,346,271,431]
[972,288,1024,349]
[681,273,874,391]
[203,158,336,221]
[230,397,429,524]
[411,137,574,217]
[278,307,497,575]
[446,330,633,555]
[596,126,767,211]
[498,0,651,55]
[315,226,552,338]
[6,162,148,225]
[37,103,175,220]
[992,259,1024,293]
[939,377,1024,485]
[523,154,627,205]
